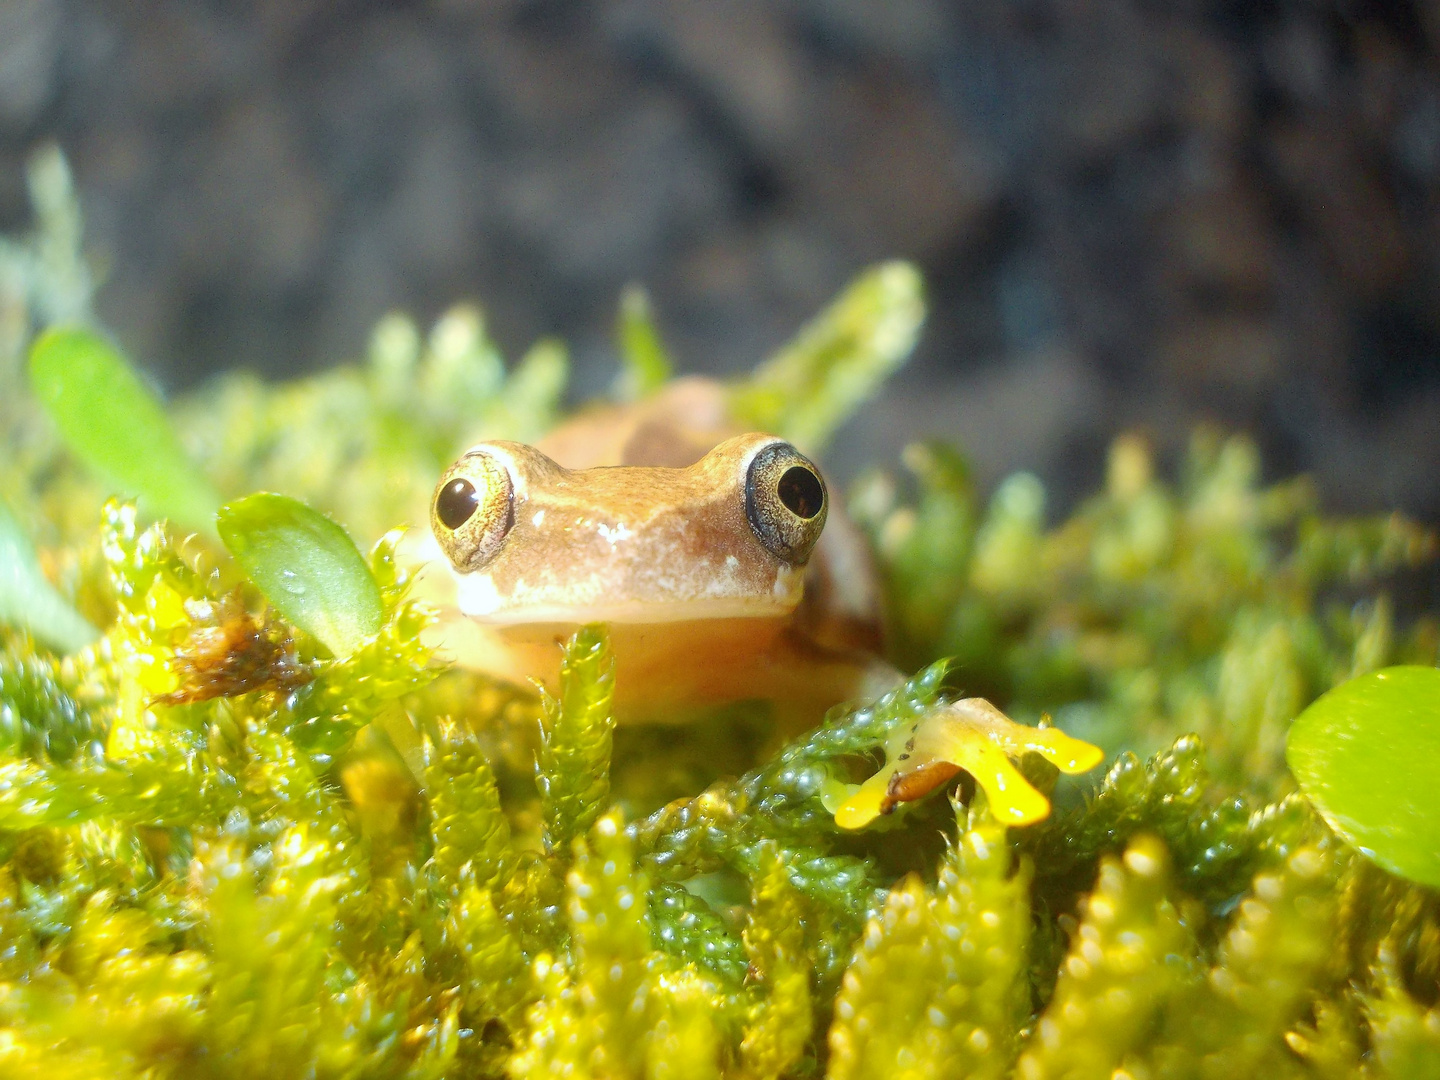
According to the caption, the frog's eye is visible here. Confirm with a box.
[744,442,828,565]
[431,451,515,571]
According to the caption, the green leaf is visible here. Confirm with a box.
[28,326,221,535]
[216,493,382,658]
[730,260,925,454]
[1286,666,1440,886]
[613,284,671,400]
[0,496,99,653]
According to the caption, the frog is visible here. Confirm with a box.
[414,377,1102,829]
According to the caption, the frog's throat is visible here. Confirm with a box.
[453,564,805,624]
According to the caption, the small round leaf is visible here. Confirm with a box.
[1286,665,1440,886]
[217,493,383,658]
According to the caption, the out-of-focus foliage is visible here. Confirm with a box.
[613,284,672,402]
[850,432,1438,789]
[1,149,1438,1078]
[176,306,569,545]
[0,146,91,374]
[30,327,222,536]
[731,259,925,456]
[0,493,98,653]
[0,148,101,549]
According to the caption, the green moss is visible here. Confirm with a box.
[1016,835,1198,1079]
[536,626,617,856]
[828,801,1030,1080]
[740,846,815,1078]
[424,721,512,895]
[510,811,659,1078]
[1,157,1438,1076]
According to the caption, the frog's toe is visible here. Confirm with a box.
[833,697,1103,830]
[1017,725,1108,775]
[831,769,895,831]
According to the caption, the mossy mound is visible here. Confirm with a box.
[1,151,1438,1078]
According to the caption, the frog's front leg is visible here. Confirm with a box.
[830,697,1104,829]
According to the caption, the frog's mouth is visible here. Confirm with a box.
[458,598,801,625]
[451,562,806,625]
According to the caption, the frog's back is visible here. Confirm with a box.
[536,377,736,470]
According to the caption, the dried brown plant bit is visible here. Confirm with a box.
[882,759,964,809]
[154,591,311,705]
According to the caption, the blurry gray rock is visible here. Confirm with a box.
[0,0,61,130]
[0,0,1437,520]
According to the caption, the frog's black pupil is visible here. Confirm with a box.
[437,478,480,530]
[777,466,824,519]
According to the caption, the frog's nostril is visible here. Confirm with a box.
[778,466,824,519]
[437,478,479,530]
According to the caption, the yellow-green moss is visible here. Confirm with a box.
[1,150,1438,1077]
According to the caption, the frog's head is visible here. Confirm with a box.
[430,433,828,624]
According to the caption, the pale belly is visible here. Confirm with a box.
[423,606,883,725]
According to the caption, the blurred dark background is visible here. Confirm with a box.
[2,0,1438,516]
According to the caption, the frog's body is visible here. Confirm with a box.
[417,378,895,726]
[417,377,1102,827]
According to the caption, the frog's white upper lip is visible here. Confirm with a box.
[452,561,803,624]
[457,597,800,625]
[450,551,806,623]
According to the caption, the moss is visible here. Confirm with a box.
[1,158,1439,1076]
[535,626,617,856]
[828,801,1030,1080]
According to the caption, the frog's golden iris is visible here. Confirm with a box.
[430,450,514,572]
[743,441,827,565]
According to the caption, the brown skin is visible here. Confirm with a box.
[438,435,813,621]
[417,381,897,725]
